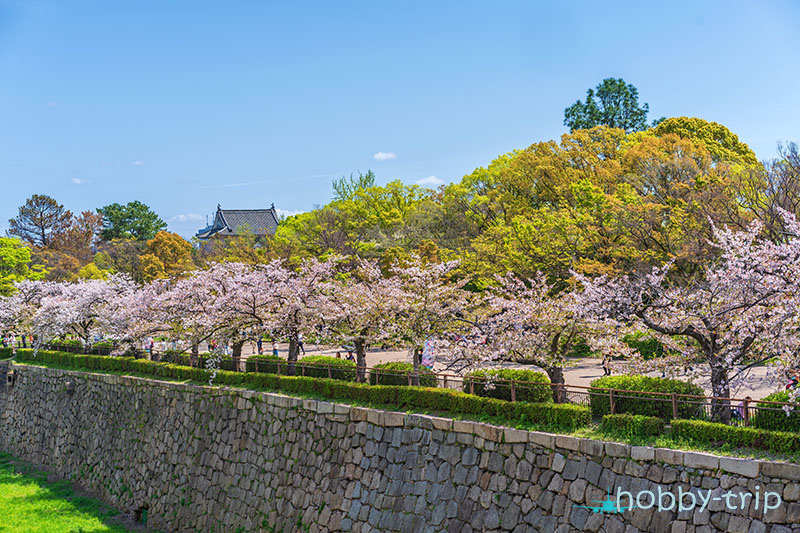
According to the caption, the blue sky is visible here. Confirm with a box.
[1,1,798,237]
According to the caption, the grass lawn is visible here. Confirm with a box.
[0,452,134,533]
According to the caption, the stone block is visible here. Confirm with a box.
[605,442,629,458]
[718,456,758,478]
[655,447,683,465]
[383,411,405,427]
[451,419,473,433]
[683,452,719,471]
[528,431,555,449]
[504,428,528,443]
[350,406,369,421]
[473,423,502,442]
[760,461,800,481]
[579,438,604,457]
[631,446,655,461]
[555,435,581,451]
[366,409,383,425]
[552,453,566,473]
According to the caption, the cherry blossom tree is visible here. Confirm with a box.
[430,273,633,399]
[0,280,61,346]
[322,258,405,382]
[269,258,337,375]
[390,256,468,384]
[33,275,138,351]
[576,215,800,421]
[189,262,288,369]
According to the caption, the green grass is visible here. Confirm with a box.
[0,452,134,533]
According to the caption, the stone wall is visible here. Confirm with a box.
[1,364,799,532]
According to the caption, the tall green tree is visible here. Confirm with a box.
[0,237,46,295]
[98,201,167,241]
[563,78,652,133]
[7,194,72,247]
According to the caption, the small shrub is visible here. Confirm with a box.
[600,414,665,438]
[672,419,800,454]
[245,355,288,374]
[90,341,114,355]
[589,375,704,420]
[622,332,665,360]
[752,391,800,433]
[369,362,437,387]
[463,369,551,403]
[297,355,356,381]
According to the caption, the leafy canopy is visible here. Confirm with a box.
[98,201,167,241]
[564,78,655,133]
[0,237,46,295]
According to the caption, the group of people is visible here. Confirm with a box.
[334,350,356,362]
[1,334,33,349]
[255,334,306,357]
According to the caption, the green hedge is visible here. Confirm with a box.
[169,353,236,371]
[463,369,551,403]
[298,355,356,381]
[0,347,12,360]
[672,419,800,454]
[589,375,704,420]
[600,414,664,439]
[14,349,591,432]
[245,355,288,374]
[752,391,800,432]
[369,362,437,387]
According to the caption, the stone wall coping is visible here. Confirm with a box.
[12,363,800,482]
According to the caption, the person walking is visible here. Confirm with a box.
[601,355,611,376]
[256,336,263,355]
[297,333,306,355]
[272,339,279,357]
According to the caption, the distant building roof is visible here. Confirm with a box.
[195,204,279,239]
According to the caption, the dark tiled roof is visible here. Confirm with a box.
[196,205,279,239]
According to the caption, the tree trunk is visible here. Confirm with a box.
[709,358,732,423]
[288,333,300,376]
[411,347,422,386]
[232,340,245,372]
[547,366,565,403]
[355,337,367,383]
[190,344,199,368]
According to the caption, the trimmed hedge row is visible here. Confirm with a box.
[13,349,591,431]
[167,353,236,371]
[369,362,438,387]
[589,375,704,420]
[463,369,552,403]
[0,347,13,360]
[600,414,664,439]
[297,356,356,381]
[672,419,800,454]
[752,391,800,433]
[245,355,287,374]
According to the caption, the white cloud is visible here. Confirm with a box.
[276,208,305,219]
[71,177,90,185]
[169,213,204,223]
[132,160,144,166]
[373,151,397,161]
[415,176,443,187]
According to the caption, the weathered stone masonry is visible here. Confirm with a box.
[1,364,799,532]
